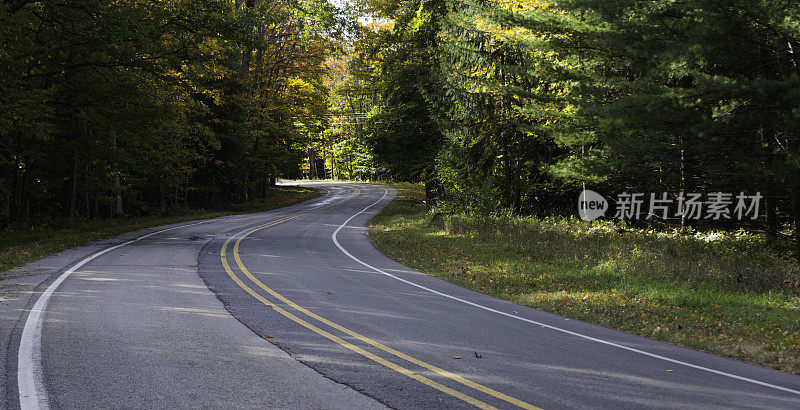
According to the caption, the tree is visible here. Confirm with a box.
[0,0,349,225]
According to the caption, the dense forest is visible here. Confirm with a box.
[329,0,800,250]
[1,0,347,224]
[3,1,800,249]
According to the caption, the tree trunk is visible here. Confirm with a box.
[513,159,522,215]
[424,178,439,208]
[254,24,264,85]
[308,148,318,179]
[502,131,512,209]
[3,191,9,221]
[765,189,778,237]
[115,173,124,217]
[512,135,522,215]
[10,152,21,223]
[328,138,337,179]
[348,151,353,180]
[678,136,696,230]
[111,137,125,217]
[240,0,258,74]
[160,187,167,216]
[242,49,252,75]
[787,132,800,259]
[679,144,686,229]
[157,144,166,215]
[85,165,90,218]
[790,169,800,259]
[69,154,79,220]
[21,168,31,223]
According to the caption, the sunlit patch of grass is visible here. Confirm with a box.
[0,186,318,273]
[369,183,800,374]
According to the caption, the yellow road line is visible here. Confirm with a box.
[220,249,496,409]
[220,186,540,410]
[219,186,362,243]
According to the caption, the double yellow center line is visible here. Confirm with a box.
[219,186,539,409]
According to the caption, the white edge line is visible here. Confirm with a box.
[331,186,800,397]
[17,220,208,410]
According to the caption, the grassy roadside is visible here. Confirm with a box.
[0,186,318,274]
[368,183,800,374]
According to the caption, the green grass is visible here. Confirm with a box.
[0,186,318,274]
[369,184,800,374]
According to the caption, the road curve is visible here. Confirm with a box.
[6,181,800,409]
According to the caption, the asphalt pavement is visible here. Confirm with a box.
[4,182,800,409]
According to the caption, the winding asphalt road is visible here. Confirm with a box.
[4,182,800,409]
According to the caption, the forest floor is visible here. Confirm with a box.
[0,186,318,273]
[369,183,800,374]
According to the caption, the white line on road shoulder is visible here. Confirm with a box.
[331,186,800,397]
[17,220,208,410]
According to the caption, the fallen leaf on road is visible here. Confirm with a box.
[266,334,274,338]
[452,355,461,359]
